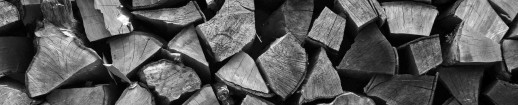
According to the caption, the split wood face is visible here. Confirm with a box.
[183,85,220,105]
[502,39,518,73]
[439,67,484,105]
[334,0,378,30]
[46,85,118,105]
[0,80,33,105]
[115,83,155,105]
[282,0,314,44]
[216,52,270,97]
[488,0,518,23]
[299,48,343,104]
[76,0,112,41]
[241,95,274,105]
[317,92,375,105]
[484,80,518,105]
[94,0,133,35]
[168,25,210,83]
[307,7,346,52]
[132,0,189,10]
[383,1,438,36]
[364,74,437,105]
[398,36,442,75]
[0,0,19,32]
[0,37,33,78]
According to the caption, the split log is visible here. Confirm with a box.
[138,59,201,105]
[0,37,33,78]
[41,0,77,30]
[256,34,307,100]
[484,80,518,105]
[241,95,274,105]
[397,36,442,75]
[196,0,256,62]
[438,66,485,105]
[132,0,189,10]
[317,92,376,105]
[0,80,35,105]
[115,83,155,105]
[76,0,112,41]
[368,0,387,26]
[45,85,119,105]
[0,0,20,33]
[213,82,235,105]
[183,85,220,105]
[20,0,42,26]
[298,48,343,104]
[26,23,108,97]
[307,7,346,52]
[364,74,437,105]
[337,24,398,80]
[109,31,163,78]
[488,0,518,23]
[94,0,133,36]
[333,0,378,33]
[383,1,438,36]
[502,39,518,73]
[215,52,271,97]
[442,97,461,105]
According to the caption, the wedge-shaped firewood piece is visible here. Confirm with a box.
[0,80,34,105]
[109,31,163,78]
[442,97,461,105]
[298,48,343,104]
[183,85,219,105]
[0,0,20,33]
[337,24,397,80]
[488,0,518,23]
[383,1,438,36]
[257,34,307,100]
[397,36,442,75]
[139,59,201,105]
[216,52,270,97]
[94,0,133,35]
[317,92,375,105]
[41,0,77,30]
[115,83,155,105]
[484,80,518,105]
[0,37,33,78]
[196,0,255,62]
[76,0,112,41]
[132,0,189,10]
[503,39,518,73]
[307,7,345,52]
[364,74,437,105]
[241,95,274,105]
[334,0,378,32]
[20,0,42,26]
[438,66,484,105]
[27,23,107,97]
[46,85,119,105]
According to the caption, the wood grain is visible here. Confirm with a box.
[132,0,189,10]
[502,39,518,73]
[438,66,484,105]
[94,0,133,35]
[397,36,442,75]
[216,52,270,97]
[0,37,33,78]
[0,0,20,33]
[307,7,346,52]
[46,85,119,105]
[241,95,274,105]
[383,1,438,36]
[182,85,219,105]
[213,82,235,105]
[484,80,518,105]
[0,80,34,105]
[364,74,437,105]
[41,0,77,30]
[115,83,155,105]
[76,0,112,41]
[317,92,375,105]
[334,0,378,30]
[488,0,518,23]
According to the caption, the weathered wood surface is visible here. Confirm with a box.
[364,74,437,105]
[0,80,34,105]
[182,85,219,105]
[213,82,234,105]
[502,39,518,73]
[215,52,270,97]
[41,0,77,30]
[94,0,133,35]
[46,85,118,105]
[132,0,189,10]
[115,83,155,105]
[76,0,112,41]
[256,34,307,100]
[138,59,201,104]
[0,0,20,33]
[307,7,346,52]
[334,0,378,31]
[0,37,33,77]
[383,1,438,36]
[442,97,461,105]
[317,92,375,105]
[109,31,163,78]
[196,0,255,62]
[397,36,442,75]
[337,24,397,80]
[488,0,518,23]
[438,66,484,105]
[280,0,313,44]
[484,80,518,105]
[241,95,274,105]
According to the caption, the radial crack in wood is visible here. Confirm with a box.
[45,84,119,105]
[182,84,219,105]
[0,0,20,33]
[364,74,437,105]
[115,83,155,105]
[76,0,112,41]
[0,37,33,78]
[0,80,35,105]
[241,95,274,105]
[383,1,438,36]
[438,66,484,105]
[307,7,346,52]
[317,92,375,105]
[397,36,442,75]
[483,79,518,105]
[94,0,133,35]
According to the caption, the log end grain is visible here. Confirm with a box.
[46,85,118,105]
[76,0,112,41]
[397,36,442,75]
[41,0,77,30]
[0,0,20,32]
[364,74,437,105]
[488,0,518,23]
[502,39,518,73]
[334,0,378,30]
[167,25,210,82]
[383,1,438,36]
[281,0,314,44]
[307,7,346,52]
[299,48,343,104]
[132,1,204,35]
[0,80,34,105]
[216,52,270,97]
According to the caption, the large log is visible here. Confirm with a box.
[438,66,484,105]
[94,0,133,36]
[76,0,112,41]
[397,36,442,75]
[317,92,376,105]
[182,84,220,105]
[256,34,307,100]
[333,0,378,33]
[241,95,274,105]
[0,37,33,78]
[383,1,438,37]
[307,7,346,52]
[0,80,35,105]
[131,0,189,10]
[0,0,20,33]
[115,83,155,105]
[483,80,518,105]
[45,85,119,105]
[502,39,518,74]
[488,0,518,23]
[364,74,437,105]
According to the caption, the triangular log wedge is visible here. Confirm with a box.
[333,0,378,34]
[438,66,484,105]
[383,1,438,37]
[115,83,155,105]
[76,0,112,41]
[94,0,133,36]
[0,80,35,105]
[483,80,518,105]
[241,95,274,105]
[502,39,518,74]
[307,7,346,52]
[488,0,518,23]
[397,36,442,75]
[0,0,20,33]
[364,74,437,105]
[0,37,33,78]
[45,84,119,105]
[317,92,375,105]
[182,84,220,105]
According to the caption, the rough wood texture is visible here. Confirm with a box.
[0,0,20,33]
[216,52,270,97]
[364,74,437,105]
[397,36,442,75]
[256,34,307,100]
[307,7,345,52]
[0,80,34,105]
[109,31,163,78]
[488,0,518,23]
[46,85,118,105]
[383,1,438,36]
[76,0,112,41]
[138,59,201,105]
[20,0,42,26]
[438,67,484,105]
[503,39,518,73]
[281,0,313,44]
[26,23,107,97]
[241,95,274,105]
[182,85,219,105]
[337,24,397,80]
[317,92,376,105]
[132,0,189,10]
[196,0,255,62]
[334,0,378,31]
[94,0,133,35]
[369,0,387,26]
[41,0,77,30]
[484,80,518,105]
[442,97,461,105]
[0,37,33,77]
[115,83,155,105]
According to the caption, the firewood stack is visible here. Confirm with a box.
[1,0,518,104]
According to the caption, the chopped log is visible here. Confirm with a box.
[182,84,220,105]
[317,92,376,105]
[76,0,112,41]
[502,39,518,73]
[215,52,271,97]
[196,0,256,62]
[167,25,209,83]
[0,80,35,105]
[138,59,201,105]
[46,84,119,105]
[383,1,438,36]
[115,83,155,105]
[26,23,108,97]
[364,74,437,105]
[337,24,398,80]
[256,34,307,100]
[438,66,484,105]
[0,0,20,33]
[0,37,33,78]
[131,0,189,10]
[368,0,387,26]
[94,0,133,35]
[241,95,274,105]
[484,80,518,105]
[442,97,461,105]
[307,7,346,52]
[109,31,163,78]
[488,0,518,23]
[397,36,442,75]
[41,0,77,30]
[298,48,343,104]
[333,0,378,33]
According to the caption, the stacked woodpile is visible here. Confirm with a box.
[1,0,518,104]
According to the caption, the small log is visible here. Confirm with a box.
[438,66,485,105]
[182,84,220,105]
[364,74,437,105]
[333,0,378,32]
[109,31,163,78]
[45,84,119,105]
[337,24,398,80]
[138,59,201,105]
[256,34,307,100]
[0,37,33,78]
[196,0,256,62]
[0,0,20,33]
[368,0,387,26]
[307,7,346,52]
[488,0,518,23]
[41,0,77,30]
[0,80,35,105]
[241,95,274,105]
[215,52,271,97]
[397,36,442,75]
[94,0,133,35]
[76,0,112,41]
[484,80,518,105]
[132,0,189,10]
[383,1,438,36]
[213,82,235,105]
[115,83,155,105]
[502,39,518,73]
[317,92,376,105]
[442,97,461,105]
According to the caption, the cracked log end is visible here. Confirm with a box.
[438,66,484,105]
[317,92,375,105]
[182,84,219,105]
[364,74,437,105]
[115,83,155,105]
[383,1,438,36]
[94,0,133,35]
[46,84,119,105]
[397,36,442,75]
[307,7,346,52]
